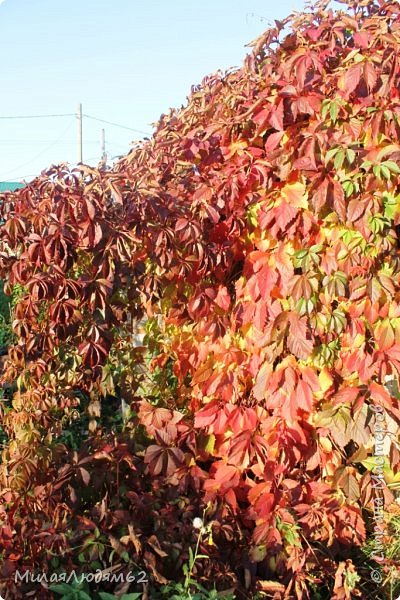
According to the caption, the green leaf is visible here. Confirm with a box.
[331,310,347,333]
[384,160,400,173]
[188,546,194,567]
[334,271,348,284]
[330,101,339,123]
[346,148,356,164]
[310,244,323,253]
[121,594,143,600]
[325,147,339,165]
[383,194,397,220]
[360,160,373,169]
[373,164,381,178]
[321,100,330,120]
[50,583,74,595]
[334,149,345,170]
[294,249,308,259]
[99,594,116,600]
[342,180,353,197]
[380,165,391,180]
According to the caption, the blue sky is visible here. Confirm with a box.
[0,0,305,182]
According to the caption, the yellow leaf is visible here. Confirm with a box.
[204,433,216,455]
[319,367,333,392]
[319,436,332,453]
[280,299,290,311]
[256,236,275,251]
[385,468,400,486]
[224,140,248,159]
[353,333,365,348]
[281,181,308,209]
[342,49,361,64]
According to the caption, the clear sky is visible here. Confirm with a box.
[0,0,305,182]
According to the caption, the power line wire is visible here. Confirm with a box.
[1,173,37,182]
[108,141,130,151]
[0,113,74,119]
[0,111,151,135]
[1,122,74,179]
[0,139,99,144]
[83,113,151,136]
[0,110,151,177]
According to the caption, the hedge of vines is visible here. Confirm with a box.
[1,0,400,598]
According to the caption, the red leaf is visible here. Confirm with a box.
[204,463,240,493]
[311,178,329,214]
[363,62,377,92]
[339,63,362,96]
[375,322,395,351]
[268,99,284,131]
[287,313,314,359]
[294,379,313,413]
[193,401,220,429]
[331,180,346,221]
[347,199,367,222]
[214,286,231,311]
[275,201,298,231]
[253,362,273,402]
[79,468,90,486]
[353,31,370,49]
[332,387,361,406]
[228,431,253,469]
[265,131,284,152]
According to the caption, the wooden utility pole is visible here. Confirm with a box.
[76,103,83,163]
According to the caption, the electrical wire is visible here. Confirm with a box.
[108,141,129,151]
[0,113,75,119]
[1,122,74,179]
[2,173,37,182]
[83,113,151,136]
[0,111,152,178]
[0,140,99,144]
[0,111,151,136]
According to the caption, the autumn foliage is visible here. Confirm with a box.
[1,0,400,597]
